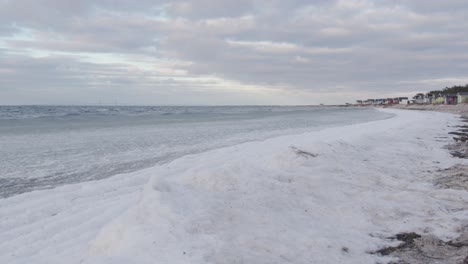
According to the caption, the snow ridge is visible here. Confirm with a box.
[83,109,467,263]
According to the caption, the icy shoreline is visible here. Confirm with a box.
[1,109,467,263]
[0,106,389,198]
[375,103,468,117]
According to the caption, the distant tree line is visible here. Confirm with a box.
[428,84,468,95]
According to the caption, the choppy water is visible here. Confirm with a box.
[0,105,393,197]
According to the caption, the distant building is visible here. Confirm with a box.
[433,94,445,104]
[413,93,433,104]
[398,97,409,104]
[458,92,468,104]
[356,89,467,106]
[374,99,385,104]
[444,94,458,105]
[425,93,434,104]
[413,93,425,104]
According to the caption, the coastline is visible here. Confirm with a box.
[373,105,468,263]
[377,104,468,158]
[374,103,468,117]
[1,108,467,263]
[84,109,467,263]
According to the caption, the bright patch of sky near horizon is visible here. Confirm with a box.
[0,0,468,105]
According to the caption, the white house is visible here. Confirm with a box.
[458,92,468,104]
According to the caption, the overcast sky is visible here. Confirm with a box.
[1,0,467,105]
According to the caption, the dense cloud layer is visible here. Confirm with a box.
[1,0,467,105]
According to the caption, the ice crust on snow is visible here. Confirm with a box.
[1,109,467,264]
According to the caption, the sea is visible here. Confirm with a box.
[0,105,393,198]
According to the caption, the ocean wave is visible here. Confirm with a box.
[0,105,356,120]
[0,106,393,198]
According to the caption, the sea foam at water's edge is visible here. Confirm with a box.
[1,109,467,264]
[0,106,391,197]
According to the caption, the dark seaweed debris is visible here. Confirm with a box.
[447,117,468,158]
[375,233,421,256]
[290,146,318,158]
[373,232,468,264]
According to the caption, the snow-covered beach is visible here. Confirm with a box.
[1,108,467,263]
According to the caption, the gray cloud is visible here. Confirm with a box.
[0,53,298,105]
[0,0,467,104]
